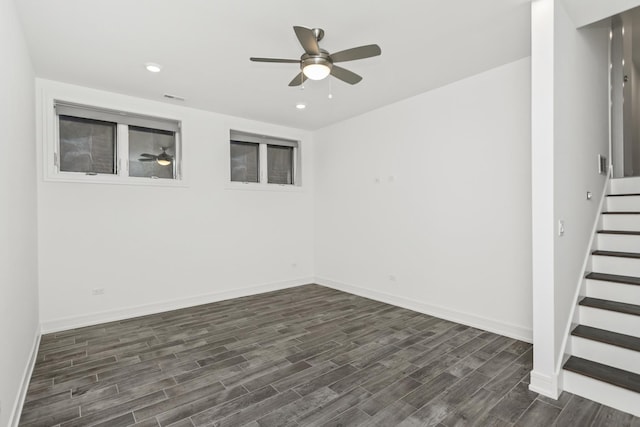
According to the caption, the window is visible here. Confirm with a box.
[53,101,181,181]
[230,130,299,186]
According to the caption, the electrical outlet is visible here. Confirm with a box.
[91,288,105,296]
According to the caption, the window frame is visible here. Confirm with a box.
[44,99,185,187]
[228,129,301,190]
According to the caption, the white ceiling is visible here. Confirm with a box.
[561,0,640,27]
[16,0,531,130]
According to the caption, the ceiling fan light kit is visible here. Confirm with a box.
[250,26,381,87]
[301,53,332,80]
[138,147,173,165]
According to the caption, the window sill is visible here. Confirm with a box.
[224,182,304,192]
[44,173,188,188]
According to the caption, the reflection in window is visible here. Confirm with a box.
[267,145,294,184]
[129,126,176,179]
[230,141,259,183]
[59,115,116,174]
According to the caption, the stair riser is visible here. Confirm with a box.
[591,255,640,277]
[578,306,640,338]
[607,196,640,212]
[586,280,640,305]
[610,177,640,195]
[602,215,640,231]
[596,234,640,253]
[570,336,640,374]
[563,370,640,417]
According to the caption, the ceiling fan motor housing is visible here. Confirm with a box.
[301,50,333,72]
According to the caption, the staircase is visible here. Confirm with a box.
[562,178,640,417]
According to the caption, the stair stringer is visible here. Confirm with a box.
[556,176,610,379]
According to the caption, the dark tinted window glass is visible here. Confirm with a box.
[59,115,116,174]
[267,145,294,184]
[129,126,176,179]
[230,141,259,183]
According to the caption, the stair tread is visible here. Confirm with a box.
[586,272,640,286]
[572,325,640,352]
[597,230,640,236]
[608,193,640,197]
[602,211,640,214]
[579,297,640,316]
[563,356,640,393]
[592,250,640,259]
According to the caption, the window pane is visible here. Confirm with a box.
[129,126,176,179]
[268,145,294,184]
[230,141,259,182]
[59,115,116,174]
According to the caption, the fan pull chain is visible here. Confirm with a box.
[328,77,333,99]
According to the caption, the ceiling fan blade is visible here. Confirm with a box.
[331,44,381,63]
[250,57,300,63]
[293,26,320,55]
[330,66,363,85]
[139,153,156,158]
[288,72,308,87]
[138,158,156,162]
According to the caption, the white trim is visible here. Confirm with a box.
[224,182,305,193]
[315,277,532,343]
[529,369,561,399]
[9,328,41,427]
[43,174,189,188]
[555,176,610,371]
[40,277,314,334]
[530,0,557,387]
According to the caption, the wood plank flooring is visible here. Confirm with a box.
[19,284,640,426]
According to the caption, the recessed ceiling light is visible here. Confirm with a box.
[296,103,306,110]
[145,63,162,73]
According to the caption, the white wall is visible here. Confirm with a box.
[552,0,610,375]
[0,0,40,425]
[36,80,315,331]
[530,0,610,398]
[314,58,532,341]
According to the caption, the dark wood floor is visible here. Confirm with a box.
[20,284,639,426]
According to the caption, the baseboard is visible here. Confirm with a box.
[41,277,314,334]
[315,277,533,343]
[9,327,41,427]
[529,369,561,399]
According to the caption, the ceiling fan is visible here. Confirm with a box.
[138,147,173,166]
[250,26,381,87]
